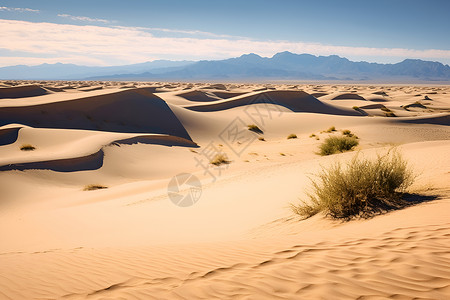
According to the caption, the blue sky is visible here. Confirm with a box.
[0,0,449,66]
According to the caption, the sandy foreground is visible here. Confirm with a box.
[0,81,449,299]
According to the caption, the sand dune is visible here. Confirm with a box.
[185,90,361,115]
[0,81,449,299]
[0,84,50,99]
[0,87,193,141]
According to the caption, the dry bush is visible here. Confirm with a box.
[287,133,297,139]
[292,150,414,219]
[83,184,108,191]
[20,144,36,151]
[210,153,230,166]
[319,136,358,156]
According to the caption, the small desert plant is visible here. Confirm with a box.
[342,129,358,138]
[20,144,36,151]
[291,150,414,219]
[309,134,316,138]
[352,106,359,110]
[280,153,286,156]
[258,137,266,141]
[287,134,297,139]
[380,107,391,112]
[210,153,230,166]
[325,126,336,133]
[247,124,263,134]
[319,136,359,156]
[83,184,108,191]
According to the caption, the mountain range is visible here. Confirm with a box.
[1,52,449,82]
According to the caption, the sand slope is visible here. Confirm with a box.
[0,81,449,299]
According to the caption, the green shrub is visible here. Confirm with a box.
[287,133,297,139]
[319,136,359,156]
[292,150,414,219]
[247,124,263,134]
[20,144,36,151]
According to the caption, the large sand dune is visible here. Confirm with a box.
[0,81,449,299]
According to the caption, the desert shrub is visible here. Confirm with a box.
[309,134,316,138]
[342,129,358,138]
[83,184,108,191]
[292,150,414,219]
[258,137,266,141]
[20,144,36,151]
[247,124,263,134]
[319,136,358,156]
[325,126,336,133]
[210,153,230,166]
[287,133,297,139]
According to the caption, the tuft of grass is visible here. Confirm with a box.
[309,134,316,138]
[287,133,297,139]
[20,144,36,151]
[258,137,266,141]
[325,126,336,133]
[83,184,108,191]
[319,136,359,156]
[342,129,358,139]
[280,153,286,156]
[247,124,263,134]
[352,106,359,110]
[291,150,414,220]
[210,153,230,166]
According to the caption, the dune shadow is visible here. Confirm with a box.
[0,127,20,146]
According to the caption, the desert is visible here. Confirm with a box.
[0,80,449,299]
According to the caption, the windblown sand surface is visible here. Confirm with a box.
[0,80,449,299]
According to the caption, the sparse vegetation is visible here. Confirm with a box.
[83,184,108,191]
[342,129,358,139]
[210,153,230,166]
[280,153,286,156]
[322,126,336,133]
[352,106,359,110]
[258,137,266,141]
[319,136,359,156]
[287,134,297,139]
[309,134,316,138]
[247,124,263,134]
[291,150,414,219]
[20,144,36,151]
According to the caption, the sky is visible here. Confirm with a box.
[0,0,449,67]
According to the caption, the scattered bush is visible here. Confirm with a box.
[309,134,316,138]
[325,126,336,133]
[319,136,359,156]
[342,129,358,138]
[258,137,266,141]
[291,150,414,219]
[83,184,108,191]
[247,124,263,134]
[20,144,36,151]
[287,134,297,139]
[280,153,286,156]
[210,153,230,166]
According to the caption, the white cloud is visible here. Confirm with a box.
[0,19,449,67]
[0,6,39,13]
[58,14,111,24]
